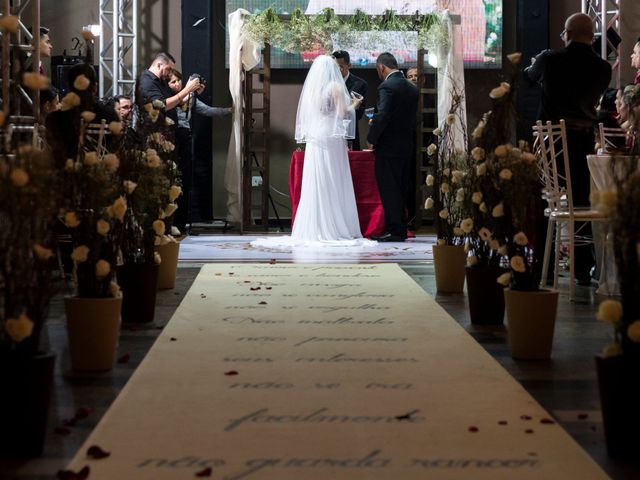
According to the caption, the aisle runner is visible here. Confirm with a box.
[68,264,607,479]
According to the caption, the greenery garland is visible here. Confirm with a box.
[242,8,450,56]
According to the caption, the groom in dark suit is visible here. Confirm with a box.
[367,52,418,242]
[333,50,368,150]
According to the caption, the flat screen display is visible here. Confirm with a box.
[225,0,503,69]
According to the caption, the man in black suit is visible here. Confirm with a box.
[333,50,367,150]
[525,12,611,284]
[367,52,418,242]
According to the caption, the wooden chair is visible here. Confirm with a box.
[597,122,627,154]
[533,120,609,301]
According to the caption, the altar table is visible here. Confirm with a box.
[290,150,385,237]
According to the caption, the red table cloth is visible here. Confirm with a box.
[289,150,385,238]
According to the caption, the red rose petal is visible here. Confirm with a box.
[54,426,71,435]
[577,413,589,420]
[468,426,479,432]
[520,415,532,420]
[56,466,90,480]
[224,370,239,376]
[540,418,555,424]
[498,420,508,425]
[525,429,534,434]
[87,445,111,459]
[195,467,212,477]
[117,353,130,364]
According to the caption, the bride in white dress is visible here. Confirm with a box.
[252,55,375,248]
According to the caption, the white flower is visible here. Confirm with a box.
[438,209,449,219]
[83,151,98,166]
[164,203,178,217]
[163,141,175,152]
[9,168,29,187]
[154,252,162,264]
[471,147,485,161]
[479,202,488,213]
[492,203,505,217]
[22,72,49,90]
[496,272,512,286]
[497,245,508,256]
[446,114,456,125]
[460,218,473,234]
[440,183,450,193]
[442,168,450,177]
[153,219,166,236]
[123,180,137,194]
[490,239,500,251]
[80,111,96,122]
[478,227,492,242]
[522,152,536,163]
[95,259,111,278]
[500,82,511,93]
[424,197,434,209]
[510,147,522,158]
[452,170,465,184]
[104,153,120,172]
[471,192,483,204]
[489,85,508,99]
[108,121,123,134]
[495,145,509,157]
[171,226,181,236]
[510,255,526,273]
[499,168,513,180]
[427,143,438,156]
[5,312,34,342]
[507,52,522,65]
[513,232,529,246]
[425,174,434,186]
[453,227,464,236]
[455,188,465,203]
[73,74,91,91]
[112,196,127,221]
[33,244,54,260]
[149,109,160,122]
[60,92,81,111]
[433,128,442,136]
[147,153,161,168]
[467,255,478,267]
[476,162,487,176]
[168,185,183,202]
[143,103,154,113]
[71,245,90,262]
[96,219,111,236]
[152,99,165,109]
[627,321,640,343]
[165,117,175,126]
[64,211,81,228]
[472,121,485,139]
[597,300,623,324]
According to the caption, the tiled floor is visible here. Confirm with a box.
[1,237,638,479]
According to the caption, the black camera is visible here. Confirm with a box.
[189,73,206,85]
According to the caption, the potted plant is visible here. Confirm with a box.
[594,155,640,461]
[117,100,181,322]
[424,81,470,293]
[0,129,59,456]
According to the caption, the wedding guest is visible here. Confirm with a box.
[332,50,367,150]
[594,88,621,151]
[167,69,231,233]
[367,52,418,242]
[525,12,611,285]
[113,94,133,125]
[631,38,640,85]
[39,85,59,123]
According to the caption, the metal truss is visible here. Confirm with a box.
[99,0,138,98]
[582,0,622,88]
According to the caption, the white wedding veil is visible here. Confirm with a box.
[295,55,356,143]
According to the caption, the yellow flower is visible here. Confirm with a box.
[171,226,182,236]
[472,122,485,139]
[33,243,54,260]
[499,168,513,180]
[425,174,434,186]
[510,255,526,272]
[471,192,483,204]
[500,82,511,93]
[471,147,485,161]
[596,299,623,324]
[96,219,111,236]
[143,103,154,113]
[467,255,478,267]
[460,218,473,233]
[521,152,536,163]
[71,245,90,263]
[507,52,522,65]
[153,219,166,236]
[112,196,127,222]
[81,111,96,122]
[9,168,29,187]
[73,74,91,91]
[104,153,120,173]
[495,145,509,157]
[424,197,434,209]
[602,342,623,358]
[496,272,511,286]
[478,227,492,242]
[108,121,123,135]
[83,151,98,166]
[0,15,20,33]
[627,321,640,343]
[95,259,111,278]
[64,211,81,228]
[123,180,137,194]
[442,168,450,177]
[168,185,182,202]
[513,232,529,246]
[154,252,162,264]
[492,203,505,218]
[5,312,34,342]
[438,209,449,219]
[60,92,81,111]
[22,72,50,90]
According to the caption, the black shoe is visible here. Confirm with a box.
[372,233,406,242]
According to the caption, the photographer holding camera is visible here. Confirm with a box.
[168,69,232,233]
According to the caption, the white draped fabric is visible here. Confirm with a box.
[226,9,262,224]
[437,11,467,151]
